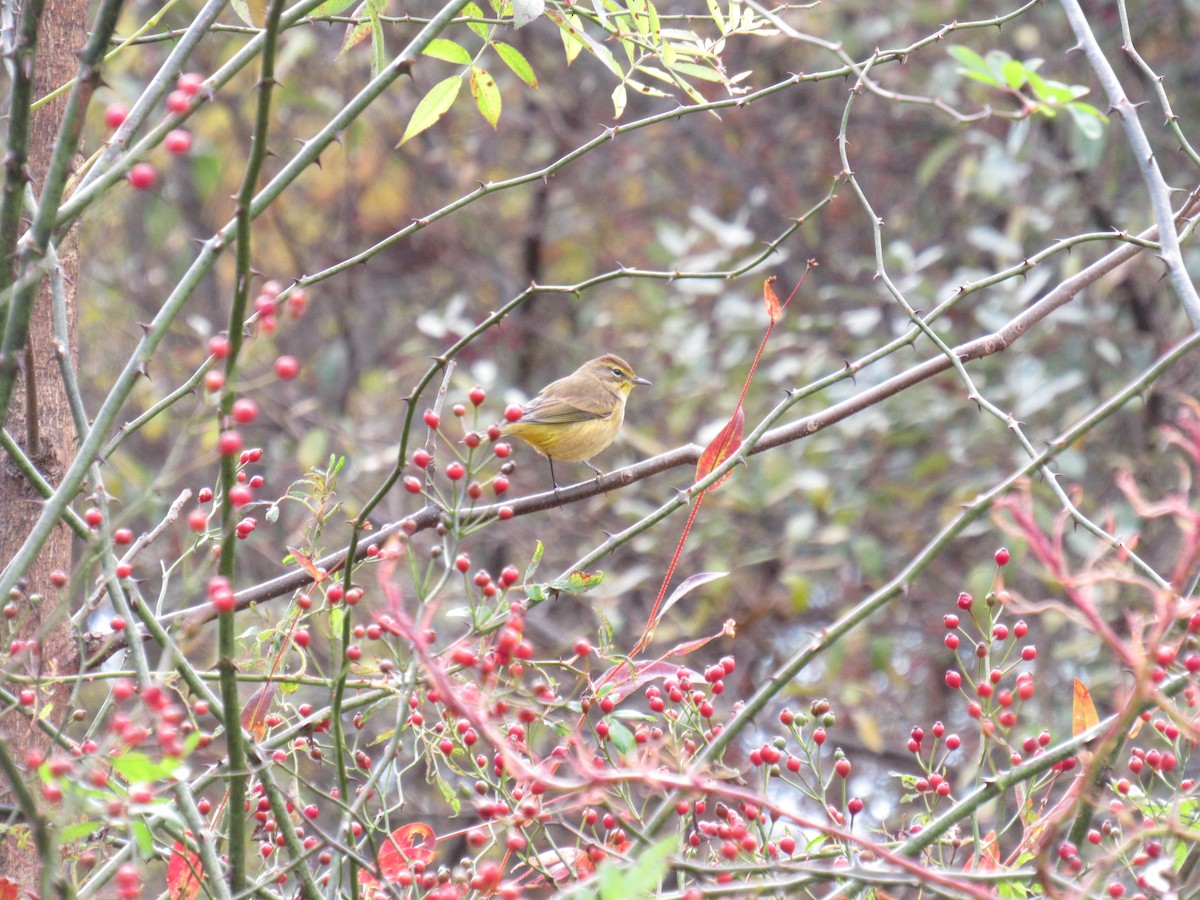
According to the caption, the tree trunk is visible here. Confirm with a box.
[0,0,86,886]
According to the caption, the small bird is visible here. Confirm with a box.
[503,354,650,488]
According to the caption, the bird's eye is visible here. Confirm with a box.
[611,367,624,377]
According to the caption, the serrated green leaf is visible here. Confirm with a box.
[492,41,537,89]
[424,38,472,64]
[469,66,502,127]
[398,76,463,145]
[462,1,489,38]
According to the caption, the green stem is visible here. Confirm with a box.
[216,0,291,887]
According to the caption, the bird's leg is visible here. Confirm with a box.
[548,458,563,499]
[584,460,604,483]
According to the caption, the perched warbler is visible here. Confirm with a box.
[502,354,650,487]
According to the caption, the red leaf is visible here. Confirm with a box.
[696,407,744,489]
[168,838,204,900]
[592,660,703,706]
[0,879,19,900]
[240,682,278,740]
[359,824,437,895]
[288,547,328,585]
[764,275,781,323]
[665,618,737,657]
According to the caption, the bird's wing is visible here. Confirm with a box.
[519,391,613,425]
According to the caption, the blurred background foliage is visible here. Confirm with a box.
[78,0,1199,791]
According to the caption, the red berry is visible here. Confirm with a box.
[208,335,230,359]
[498,506,513,520]
[423,410,440,429]
[945,671,962,689]
[177,72,204,95]
[127,163,157,190]
[229,485,252,507]
[303,804,319,819]
[105,102,128,129]
[286,288,308,318]
[956,592,972,609]
[113,528,133,545]
[84,507,103,528]
[493,475,510,494]
[504,404,523,423]
[469,386,486,406]
[164,129,192,154]
[994,547,1010,566]
[412,449,431,468]
[115,564,132,579]
[274,356,300,380]
[452,403,466,417]
[403,476,422,493]
[446,462,465,480]
[166,90,190,112]
[217,430,242,456]
[834,758,851,778]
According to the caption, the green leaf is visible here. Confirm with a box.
[512,0,544,28]
[611,82,627,118]
[310,0,357,15]
[523,541,544,582]
[704,0,725,31]
[368,2,386,78]
[605,718,636,756]
[230,0,267,26]
[424,38,473,64]
[398,76,463,145]
[59,821,101,843]
[551,11,586,66]
[131,821,155,856]
[469,66,502,127]
[340,1,374,55]
[1001,59,1027,90]
[493,41,538,89]
[548,569,604,594]
[599,838,674,899]
[1067,102,1105,141]
[110,751,186,783]
[462,1,489,39]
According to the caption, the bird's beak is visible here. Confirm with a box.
[632,375,652,386]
